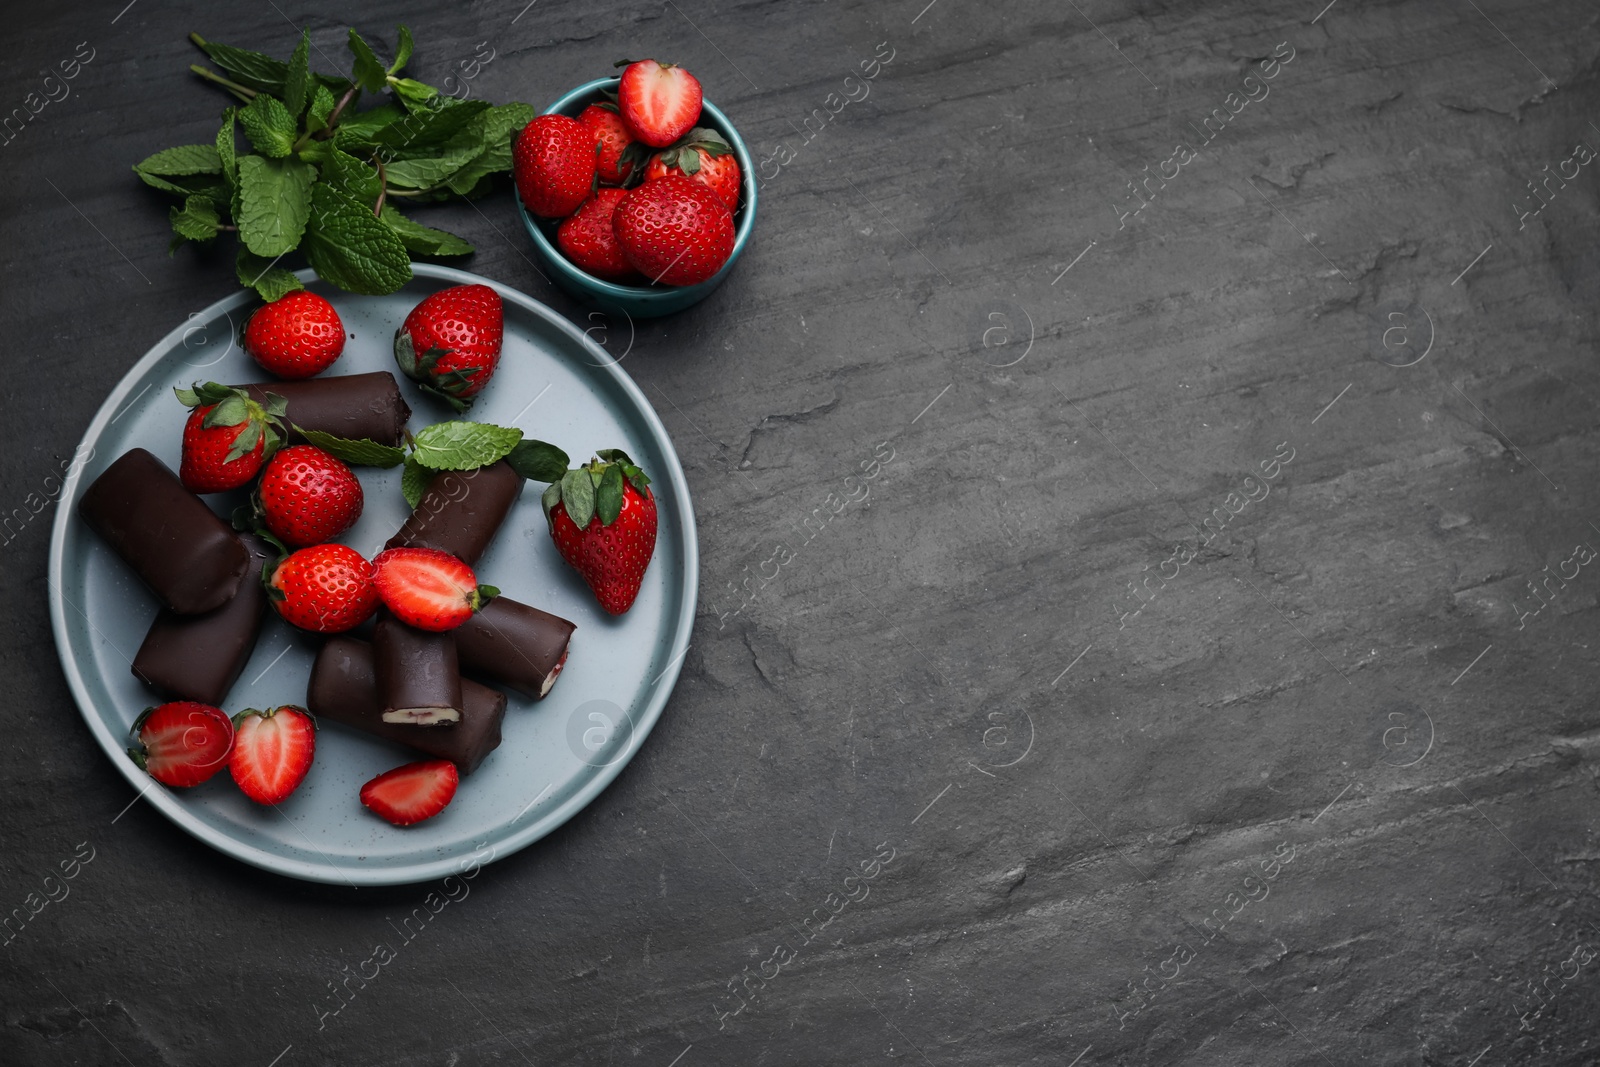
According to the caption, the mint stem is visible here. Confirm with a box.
[189,64,258,102]
[373,155,388,217]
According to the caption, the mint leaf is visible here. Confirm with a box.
[136,144,223,177]
[401,454,432,509]
[595,463,625,526]
[319,145,382,202]
[307,84,337,133]
[301,182,412,295]
[239,93,297,157]
[389,25,414,75]
[238,154,315,256]
[294,426,405,468]
[284,30,311,118]
[504,439,570,483]
[332,103,404,146]
[237,248,305,301]
[379,205,474,256]
[170,195,221,242]
[560,468,596,529]
[444,102,535,195]
[390,78,438,112]
[411,421,524,471]
[371,100,490,155]
[216,110,238,204]
[191,35,290,95]
[382,144,480,189]
[348,29,388,93]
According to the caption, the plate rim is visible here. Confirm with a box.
[46,263,699,886]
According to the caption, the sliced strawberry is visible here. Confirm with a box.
[616,59,703,148]
[359,759,459,826]
[229,705,316,805]
[372,547,496,632]
[128,701,235,787]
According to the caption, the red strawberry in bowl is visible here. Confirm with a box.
[543,449,657,614]
[175,382,284,493]
[242,291,346,379]
[256,444,364,548]
[578,103,647,186]
[613,175,735,286]
[616,59,702,148]
[645,127,741,210]
[513,114,598,219]
[394,284,504,412]
[557,188,644,283]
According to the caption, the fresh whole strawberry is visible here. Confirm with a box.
[613,176,736,286]
[578,103,648,186]
[360,759,459,826]
[543,449,658,614]
[372,547,496,632]
[557,189,644,283]
[616,59,702,148]
[229,705,316,805]
[645,127,741,210]
[268,543,378,633]
[175,382,286,493]
[127,701,235,787]
[393,284,504,412]
[242,291,346,379]
[256,445,363,548]
[513,114,598,219]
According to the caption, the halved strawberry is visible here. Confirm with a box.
[128,701,235,787]
[372,547,497,632]
[229,705,316,805]
[359,759,459,826]
[616,59,703,148]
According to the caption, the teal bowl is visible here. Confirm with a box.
[517,77,757,318]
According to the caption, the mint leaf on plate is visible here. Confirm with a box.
[401,453,432,509]
[504,439,570,483]
[293,426,405,468]
[411,420,524,471]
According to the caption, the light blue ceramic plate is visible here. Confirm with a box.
[47,264,697,886]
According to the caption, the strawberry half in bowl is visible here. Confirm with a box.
[516,75,757,318]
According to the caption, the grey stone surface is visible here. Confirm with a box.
[3,0,1599,1063]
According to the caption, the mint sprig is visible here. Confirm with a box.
[410,420,524,471]
[293,426,405,468]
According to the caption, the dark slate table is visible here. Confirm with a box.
[4,1,1598,1063]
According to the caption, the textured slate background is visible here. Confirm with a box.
[3,0,1599,1064]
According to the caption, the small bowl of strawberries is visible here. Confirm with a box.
[513,60,756,318]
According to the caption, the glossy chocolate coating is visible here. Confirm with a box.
[77,448,249,614]
[455,597,575,700]
[373,612,463,724]
[131,534,273,705]
[385,460,523,565]
[240,372,410,447]
[306,637,505,774]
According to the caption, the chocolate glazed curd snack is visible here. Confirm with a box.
[307,637,505,775]
[77,448,249,615]
[373,611,463,725]
[386,460,522,565]
[240,371,411,446]
[454,597,575,700]
[132,534,273,706]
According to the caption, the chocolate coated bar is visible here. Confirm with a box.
[455,597,575,700]
[373,612,463,725]
[306,637,505,774]
[78,448,248,614]
[240,372,410,446]
[386,460,523,565]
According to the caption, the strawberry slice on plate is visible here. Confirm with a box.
[372,547,497,632]
[127,701,235,787]
[229,705,316,805]
[616,59,702,148]
[360,760,459,826]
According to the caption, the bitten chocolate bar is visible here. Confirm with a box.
[373,612,463,725]
[240,371,410,446]
[306,637,505,775]
[77,448,249,615]
[132,534,273,706]
[386,460,522,565]
[455,596,575,700]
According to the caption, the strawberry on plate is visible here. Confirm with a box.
[242,291,346,379]
[645,127,741,210]
[513,114,598,219]
[394,284,505,413]
[613,175,735,286]
[372,547,496,632]
[360,759,458,826]
[268,543,378,633]
[127,701,235,787]
[557,188,643,283]
[175,382,285,493]
[229,705,316,804]
[256,445,363,548]
[543,449,657,614]
[578,103,647,186]
[616,59,702,148]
